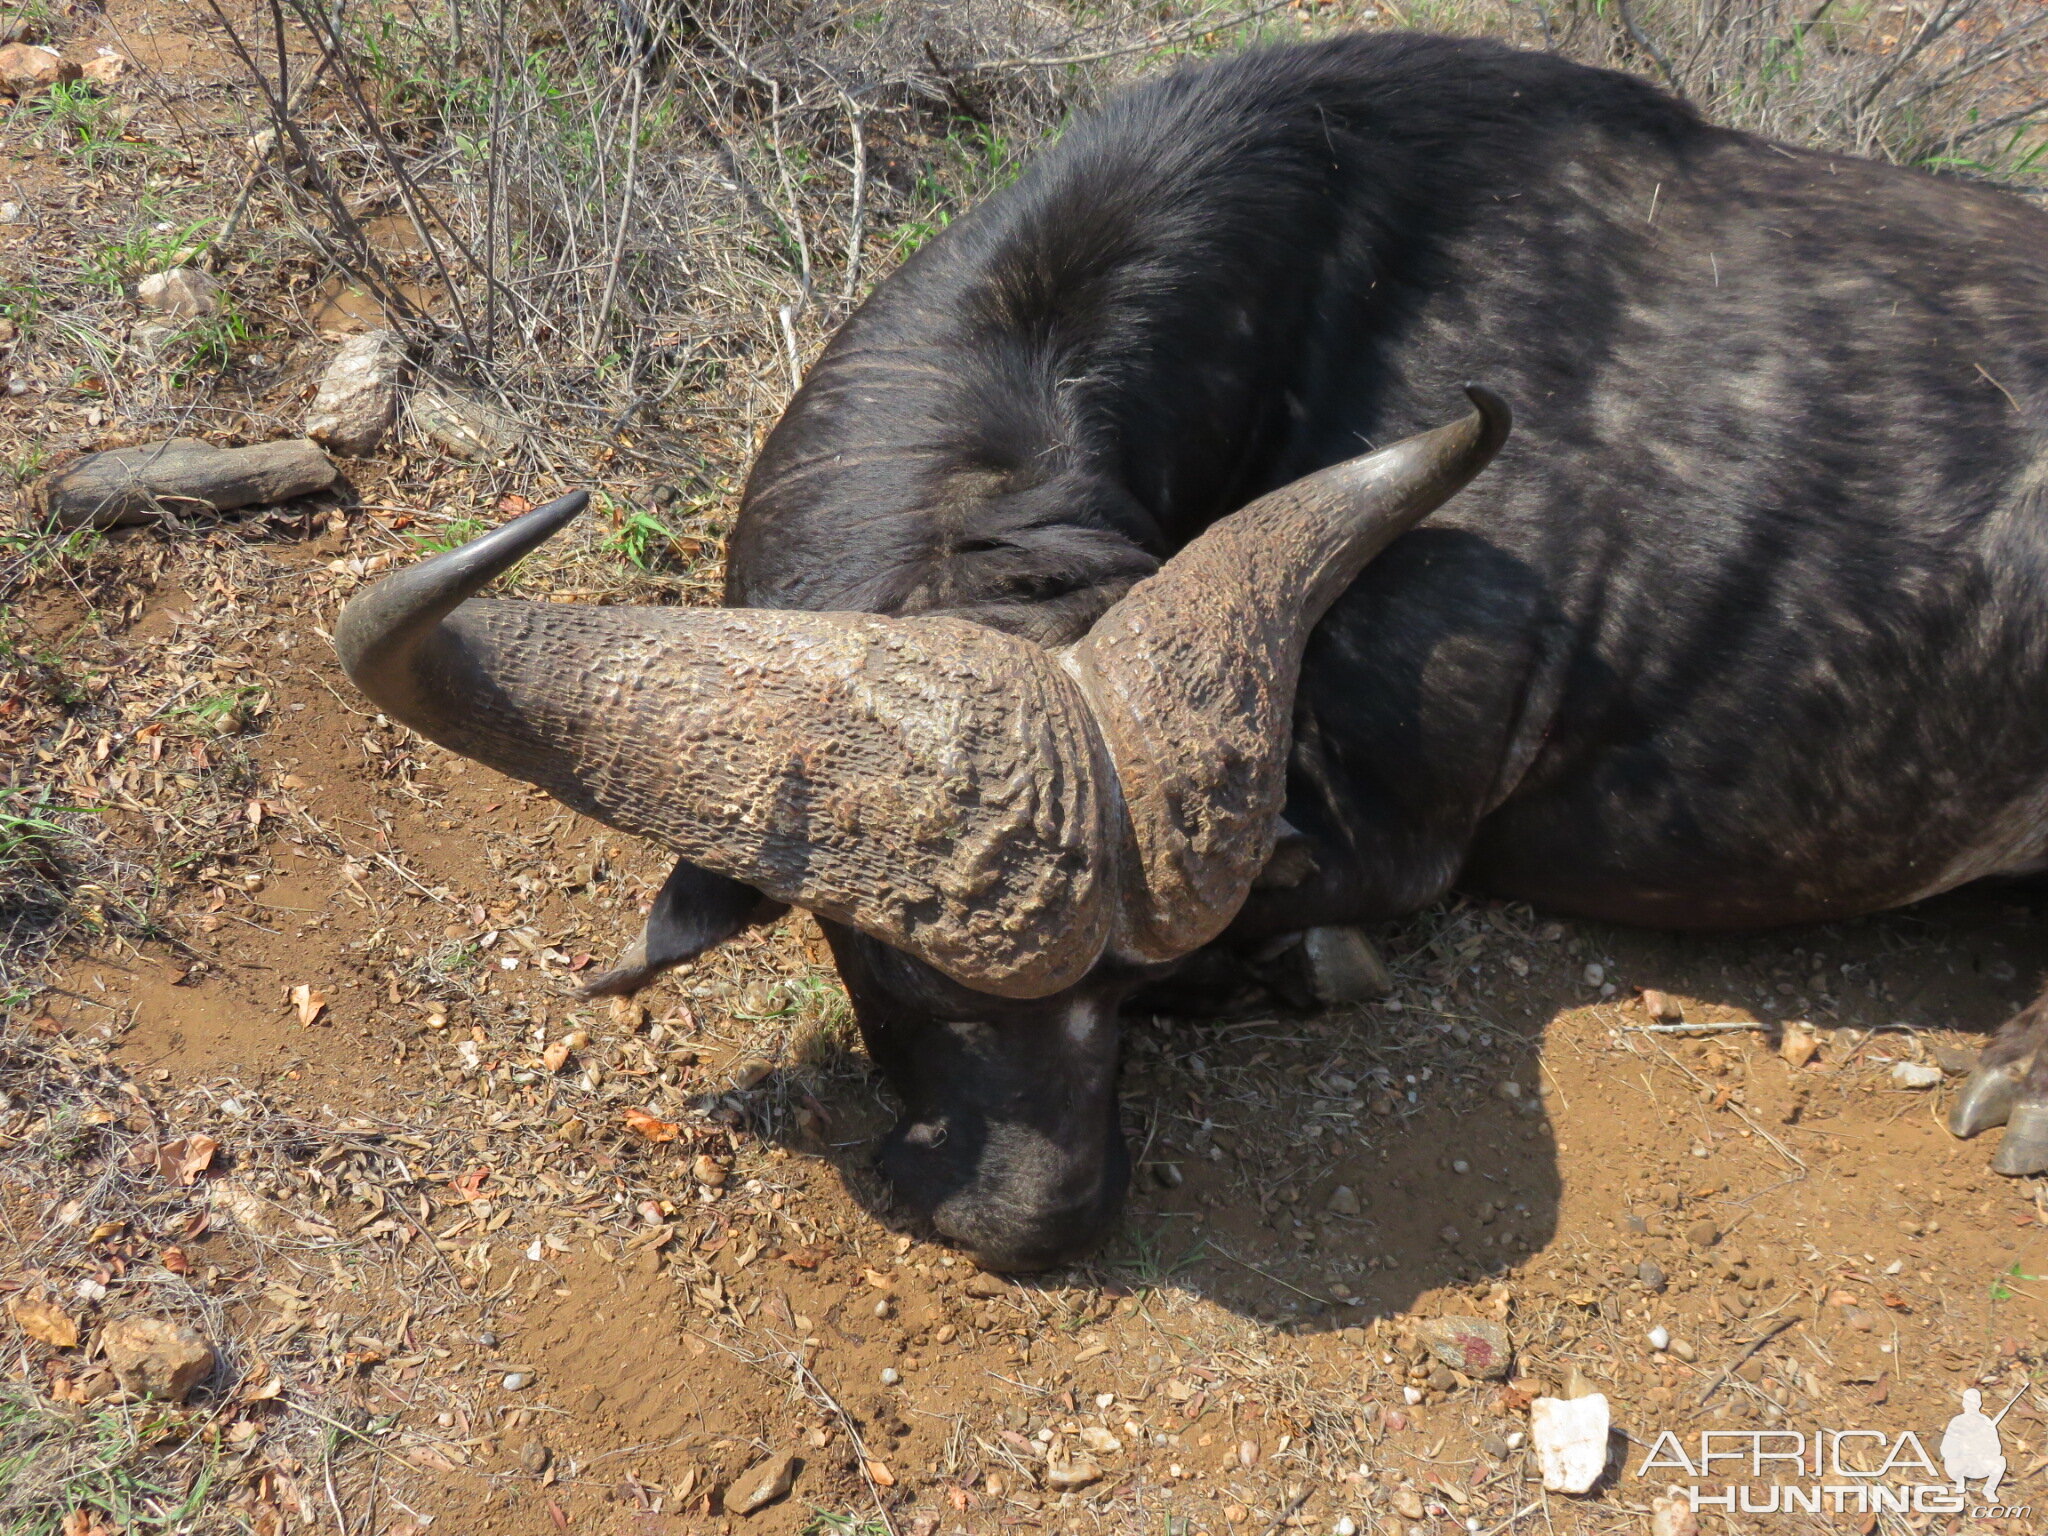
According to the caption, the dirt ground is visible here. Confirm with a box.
[5,2,2048,1535]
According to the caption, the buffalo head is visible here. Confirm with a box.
[333,389,1508,1268]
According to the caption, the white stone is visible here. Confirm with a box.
[305,330,408,456]
[1530,1393,1610,1494]
[1890,1061,1943,1090]
[136,267,220,319]
[1647,1325,1671,1352]
[411,378,522,459]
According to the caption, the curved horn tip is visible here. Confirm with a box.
[333,486,593,701]
[1459,384,1513,462]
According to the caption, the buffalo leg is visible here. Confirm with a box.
[1953,988,2048,1176]
[577,859,785,998]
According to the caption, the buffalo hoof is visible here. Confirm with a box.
[574,937,655,999]
[1949,1061,2022,1139]
[1990,1102,2048,1177]
[1302,925,1393,1006]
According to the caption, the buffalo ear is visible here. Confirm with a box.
[577,860,786,998]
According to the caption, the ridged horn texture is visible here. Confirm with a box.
[332,389,1508,999]
[1075,385,1512,962]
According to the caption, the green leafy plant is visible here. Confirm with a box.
[80,218,217,291]
[804,1512,892,1536]
[25,80,160,170]
[0,1386,222,1535]
[0,787,100,880]
[1989,1261,2045,1302]
[162,302,253,385]
[169,684,266,735]
[409,514,490,553]
[608,507,682,571]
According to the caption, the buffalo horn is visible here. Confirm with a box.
[331,388,1506,996]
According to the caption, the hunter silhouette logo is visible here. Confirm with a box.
[1940,1388,2012,1500]
[1635,1380,2032,1518]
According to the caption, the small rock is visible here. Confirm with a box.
[1647,1325,1671,1352]
[725,1449,797,1515]
[1480,1433,1510,1459]
[136,267,221,319]
[0,42,79,95]
[1638,1260,1667,1292]
[1079,1426,1122,1455]
[1045,1459,1102,1491]
[521,1439,551,1474]
[1670,1339,1697,1362]
[879,1367,901,1386]
[1642,989,1683,1022]
[1890,1061,1942,1090]
[1417,1316,1513,1380]
[1530,1392,1610,1494]
[1582,962,1605,986]
[80,52,126,85]
[1928,1042,1979,1075]
[1651,1490,1699,1536]
[1685,1218,1720,1248]
[502,1371,534,1390]
[1335,1518,1359,1536]
[1896,1217,1923,1237]
[1780,1022,1820,1068]
[1302,925,1394,1003]
[1495,1081,1523,1102]
[692,1154,728,1188]
[1325,1185,1360,1216]
[730,1058,773,1090]
[411,378,523,460]
[1393,1488,1426,1520]
[304,330,409,456]
[100,1315,215,1402]
[1152,1161,1183,1189]
[963,1272,1007,1299]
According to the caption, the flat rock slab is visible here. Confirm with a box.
[724,1449,797,1515]
[44,437,338,528]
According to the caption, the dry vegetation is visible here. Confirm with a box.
[2,1,2046,1534]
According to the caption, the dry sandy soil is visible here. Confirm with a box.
[3,3,2047,1535]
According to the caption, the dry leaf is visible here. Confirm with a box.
[541,1030,587,1074]
[9,1295,80,1348]
[291,985,328,1027]
[448,1167,491,1202]
[161,1247,192,1276]
[153,1135,219,1185]
[624,1108,681,1143]
[497,493,536,515]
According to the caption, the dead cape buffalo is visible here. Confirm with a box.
[337,32,2048,1271]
